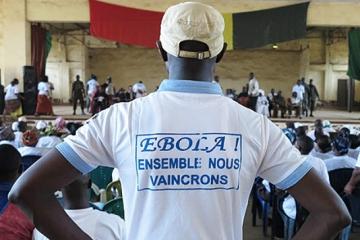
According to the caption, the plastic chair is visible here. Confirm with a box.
[103,197,124,219]
[21,155,41,172]
[106,180,122,201]
[89,166,114,189]
[89,166,113,201]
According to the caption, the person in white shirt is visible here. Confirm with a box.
[132,81,147,98]
[32,175,125,240]
[256,89,269,117]
[18,130,49,157]
[86,74,99,113]
[310,135,334,160]
[282,136,330,240]
[35,76,54,116]
[248,72,259,111]
[105,76,115,105]
[4,78,22,117]
[324,135,356,172]
[9,2,351,240]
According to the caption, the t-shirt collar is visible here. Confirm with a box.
[158,79,223,95]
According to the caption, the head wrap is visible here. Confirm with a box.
[282,128,296,145]
[332,135,350,155]
[55,117,66,130]
[0,127,15,141]
[22,130,39,146]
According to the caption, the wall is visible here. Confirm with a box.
[46,29,350,102]
[46,31,87,101]
[86,46,301,98]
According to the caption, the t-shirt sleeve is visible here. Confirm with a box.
[56,105,119,174]
[257,117,312,190]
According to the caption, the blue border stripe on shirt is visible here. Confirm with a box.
[56,142,95,174]
[276,160,313,190]
[158,79,223,95]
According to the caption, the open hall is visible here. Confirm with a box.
[1,0,360,240]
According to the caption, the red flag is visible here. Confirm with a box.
[89,0,164,48]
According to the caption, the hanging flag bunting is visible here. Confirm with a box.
[89,0,309,50]
[89,0,163,48]
[347,28,360,80]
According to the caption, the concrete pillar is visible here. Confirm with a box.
[323,32,333,101]
[2,0,31,88]
[299,40,310,79]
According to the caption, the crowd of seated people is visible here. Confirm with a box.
[255,119,359,240]
[0,116,126,240]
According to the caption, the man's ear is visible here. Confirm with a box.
[156,40,168,62]
[216,42,227,63]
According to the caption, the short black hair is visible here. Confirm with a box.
[349,134,360,149]
[316,135,332,153]
[18,121,27,132]
[296,136,314,155]
[0,144,21,180]
[295,126,307,138]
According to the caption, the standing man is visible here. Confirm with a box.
[72,75,85,115]
[309,79,320,117]
[292,79,305,117]
[105,76,115,105]
[301,78,310,117]
[9,2,351,240]
[132,81,147,98]
[86,74,99,113]
[248,72,259,111]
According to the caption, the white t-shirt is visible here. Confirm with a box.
[18,146,49,157]
[38,82,50,96]
[283,155,329,220]
[248,78,259,96]
[56,79,311,240]
[309,149,334,160]
[292,84,305,101]
[324,155,356,172]
[87,79,99,95]
[256,95,269,117]
[4,84,19,100]
[36,136,63,148]
[132,82,147,98]
[32,207,125,240]
[348,148,360,160]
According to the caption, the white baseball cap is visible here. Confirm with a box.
[160,2,225,60]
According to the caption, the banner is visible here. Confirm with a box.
[89,0,163,48]
[347,28,360,80]
[89,0,309,50]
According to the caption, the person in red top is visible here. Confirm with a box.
[0,144,34,240]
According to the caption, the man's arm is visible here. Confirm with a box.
[8,149,91,240]
[344,167,360,195]
[288,169,351,240]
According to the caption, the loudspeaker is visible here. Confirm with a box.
[23,66,37,115]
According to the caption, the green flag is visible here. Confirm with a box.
[347,28,360,80]
[45,31,52,60]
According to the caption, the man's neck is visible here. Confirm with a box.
[167,56,215,82]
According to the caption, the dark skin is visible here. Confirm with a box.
[9,40,351,239]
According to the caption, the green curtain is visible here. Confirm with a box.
[347,28,360,80]
[45,31,52,60]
